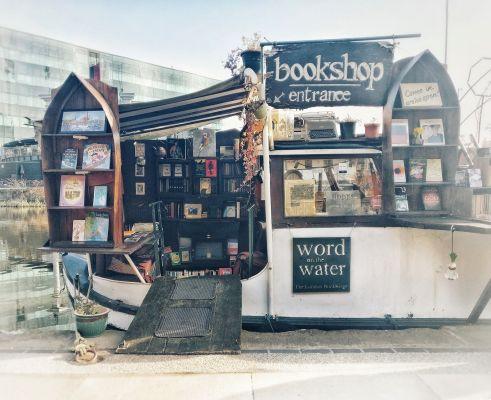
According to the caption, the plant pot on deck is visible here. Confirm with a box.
[74,308,109,338]
[241,50,262,74]
[364,123,380,139]
[340,121,356,139]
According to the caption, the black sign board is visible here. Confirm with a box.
[265,42,394,109]
[292,237,350,293]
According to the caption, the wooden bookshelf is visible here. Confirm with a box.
[40,74,123,249]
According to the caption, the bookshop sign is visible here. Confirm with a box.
[292,237,350,293]
[265,42,393,109]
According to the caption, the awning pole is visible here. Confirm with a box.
[262,110,275,319]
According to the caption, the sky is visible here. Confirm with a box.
[0,0,490,139]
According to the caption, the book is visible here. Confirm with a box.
[93,186,108,207]
[59,175,85,207]
[455,170,468,187]
[84,211,109,241]
[72,220,85,241]
[60,148,78,169]
[223,204,236,218]
[205,159,217,177]
[180,249,190,263]
[82,143,111,170]
[174,164,183,177]
[227,239,238,255]
[393,160,406,183]
[468,169,483,188]
[194,159,206,176]
[183,203,202,219]
[193,128,216,157]
[199,178,212,195]
[394,186,409,212]
[422,187,442,211]
[425,159,443,182]
[409,159,426,182]
[391,119,409,146]
[420,119,445,145]
[218,267,233,276]
[159,163,171,177]
[170,252,181,266]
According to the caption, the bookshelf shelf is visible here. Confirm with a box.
[49,206,113,211]
[44,169,114,174]
[391,211,450,217]
[43,133,114,138]
[392,145,458,150]
[396,181,453,186]
[392,106,459,111]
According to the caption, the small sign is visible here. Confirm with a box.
[292,237,350,293]
[265,41,393,109]
[400,83,442,108]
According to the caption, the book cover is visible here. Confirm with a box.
[60,148,78,170]
[183,203,202,219]
[84,211,109,241]
[425,159,443,182]
[180,249,190,263]
[193,129,216,157]
[391,119,409,146]
[170,252,181,266]
[218,267,233,276]
[409,159,426,182]
[223,205,236,218]
[394,186,409,212]
[200,178,212,195]
[205,159,217,177]
[72,220,85,241]
[468,169,483,188]
[393,160,406,183]
[194,159,206,176]
[82,143,111,170]
[227,239,238,255]
[455,170,468,187]
[422,188,442,211]
[420,119,445,145]
[59,175,85,207]
[174,164,183,177]
[93,185,108,207]
[159,163,171,177]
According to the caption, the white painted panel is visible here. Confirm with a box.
[93,276,150,307]
[242,264,269,316]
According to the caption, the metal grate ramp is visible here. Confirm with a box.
[117,275,241,355]
[155,307,213,338]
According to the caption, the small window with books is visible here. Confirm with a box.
[283,157,382,217]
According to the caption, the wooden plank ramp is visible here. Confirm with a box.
[116,275,241,355]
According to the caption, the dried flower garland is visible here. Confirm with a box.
[241,110,264,183]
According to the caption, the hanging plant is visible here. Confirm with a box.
[241,110,264,183]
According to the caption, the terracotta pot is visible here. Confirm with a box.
[364,123,380,138]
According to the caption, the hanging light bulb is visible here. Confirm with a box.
[445,226,459,280]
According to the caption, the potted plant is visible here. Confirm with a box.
[240,33,262,73]
[340,115,358,139]
[364,118,380,138]
[73,278,108,338]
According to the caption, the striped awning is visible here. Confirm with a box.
[119,75,246,138]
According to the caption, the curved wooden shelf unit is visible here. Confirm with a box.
[41,73,123,250]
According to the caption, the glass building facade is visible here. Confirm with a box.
[0,27,218,145]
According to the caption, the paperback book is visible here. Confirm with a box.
[391,119,410,146]
[425,159,443,182]
[59,175,85,207]
[72,220,85,242]
[82,143,111,170]
[60,148,78,170]
[422,187,442,211]
[420,119,445,145]
[393,160,407,183]
[93,185,108,207]
[394,186,409,212]
[84,211,110,242]
[468,168,483,188]
[409,159,426,182]
[205,159,217,177]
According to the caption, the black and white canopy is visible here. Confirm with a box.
[119,76,246,138]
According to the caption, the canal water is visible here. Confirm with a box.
[0,208,74,332]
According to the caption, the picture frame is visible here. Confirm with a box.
[134,142,145,158]
[183,203,202,219]
[60,110,107,133]
[135,182,145,196]
[135,164,145,177]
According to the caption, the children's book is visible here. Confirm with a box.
[409,159,426,182]
[84,211,109,241]
[425,159,443,182]
[59,175,85,207]
[72,220,85,241]
[93,185,108,207]
[82,143,111,170]
[60,148,78,169]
